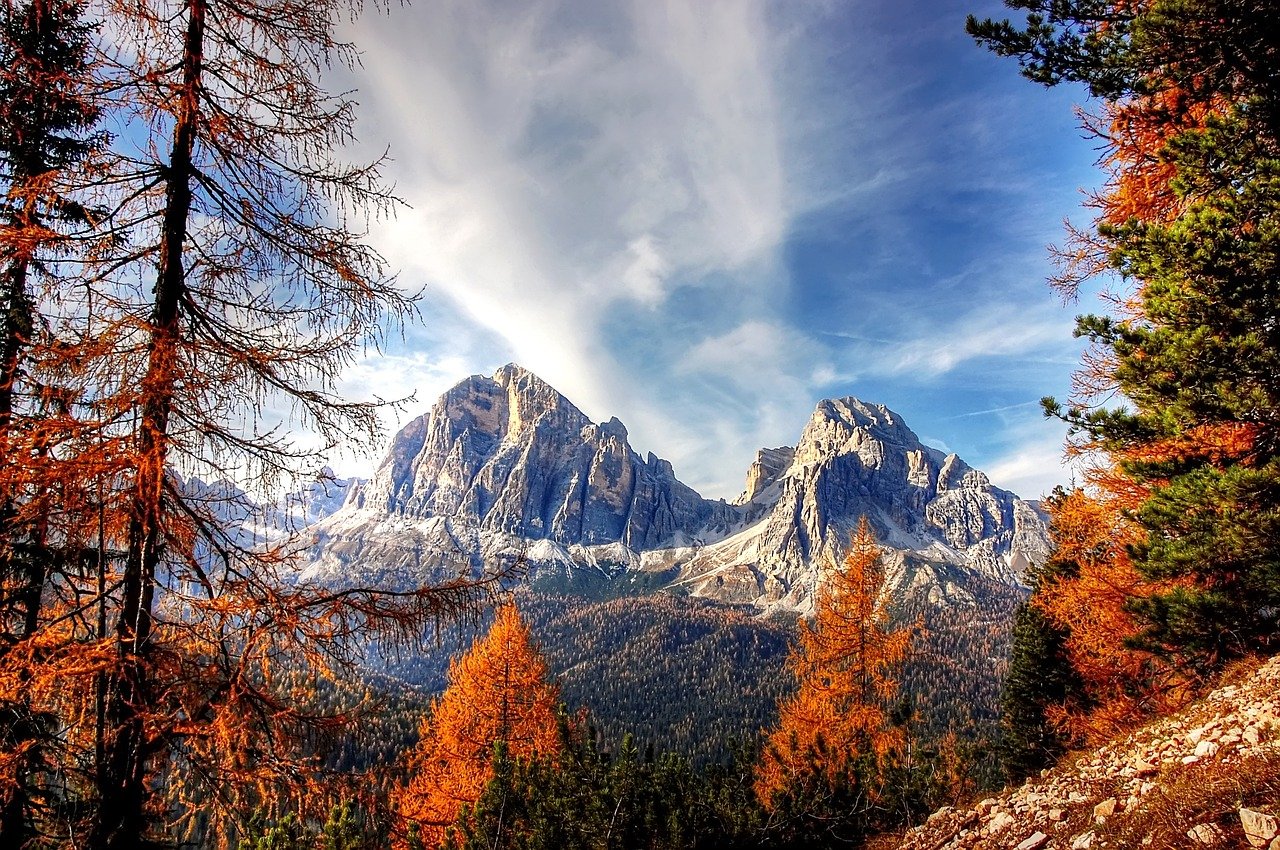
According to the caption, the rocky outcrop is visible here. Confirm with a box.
[345,364,733,548]
[303,365,738,588]
[734,447,796,506]
[897,656,1280,850]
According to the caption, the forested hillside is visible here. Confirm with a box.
[362,582,1022,772]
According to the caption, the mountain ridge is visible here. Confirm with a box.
[298,364,1050,612]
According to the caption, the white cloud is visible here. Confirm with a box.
[682,320,827,393]
[314,0,804,494]
[984,439,1070,500]
[619,234,670,307]
[885,313,1068,377]
[342,0,787,401]
[660,320,834,495]
[945,400,1043,419]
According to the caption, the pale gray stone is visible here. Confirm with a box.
[1187,823,1223,845]
[1241,808,1279,847]
[1015,832,1049,850]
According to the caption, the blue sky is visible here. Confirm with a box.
[324,0,1105,501]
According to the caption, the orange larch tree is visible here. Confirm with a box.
[755,518,914,811]
[394,603,562,849]
[0,0,504,845]
[1031,487,1192,743]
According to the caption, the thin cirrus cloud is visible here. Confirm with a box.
[323,0,1101,500]
[875,312,1071,379]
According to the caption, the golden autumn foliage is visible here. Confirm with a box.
[394,603,561,849]
[1,0,503,845]
[1094,90,1209,228]
[1035,489,1148,740]
[1051,89,1202,299]
[1033,488,1195,744]
[755,518,914,806]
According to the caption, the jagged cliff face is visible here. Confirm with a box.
[734,447,795,506]
[300,365,1049,609]
[345,364,732,549]
[666,398,1050,610]
[301,366,738,589]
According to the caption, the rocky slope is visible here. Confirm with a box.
[896,656,1280,850]
[299,365,1049,610]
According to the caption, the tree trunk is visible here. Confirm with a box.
[89,0,205,845]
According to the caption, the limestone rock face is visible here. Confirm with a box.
[348,366,732,545]
[734,447,796,506]
[667,397,1050,610]
[304,365,735,588]
[355,364,729,548]
[301,366,1049,608]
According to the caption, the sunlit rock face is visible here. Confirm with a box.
[346,364,732,548]
[666,397,1051,612]
[300,365,1050,610]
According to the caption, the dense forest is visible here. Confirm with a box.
[358,577,1022,773]
[3,0,1279,847]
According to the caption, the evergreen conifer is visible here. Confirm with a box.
[971,0,1280,675]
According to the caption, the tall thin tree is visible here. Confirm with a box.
[755,518,916,843]
[0,0,105,844]
[2,0,501,844]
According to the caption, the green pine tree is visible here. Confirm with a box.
[998,598,1078,780]
[970,0,1280,676]
[321,802,368,850]
[442,720,770,850]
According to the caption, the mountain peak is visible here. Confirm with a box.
[324,364,728,559]
[492,362,547,389]
[811,396,921,445]
[303,369,1049,610]
[734,446,795,506]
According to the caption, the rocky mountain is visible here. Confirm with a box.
[896,655,1280,850]
[344,364,736,548]
[664,397,1051,610]
[298,365,1049,611]
[303,364,738,590]
[177,467,358,552]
